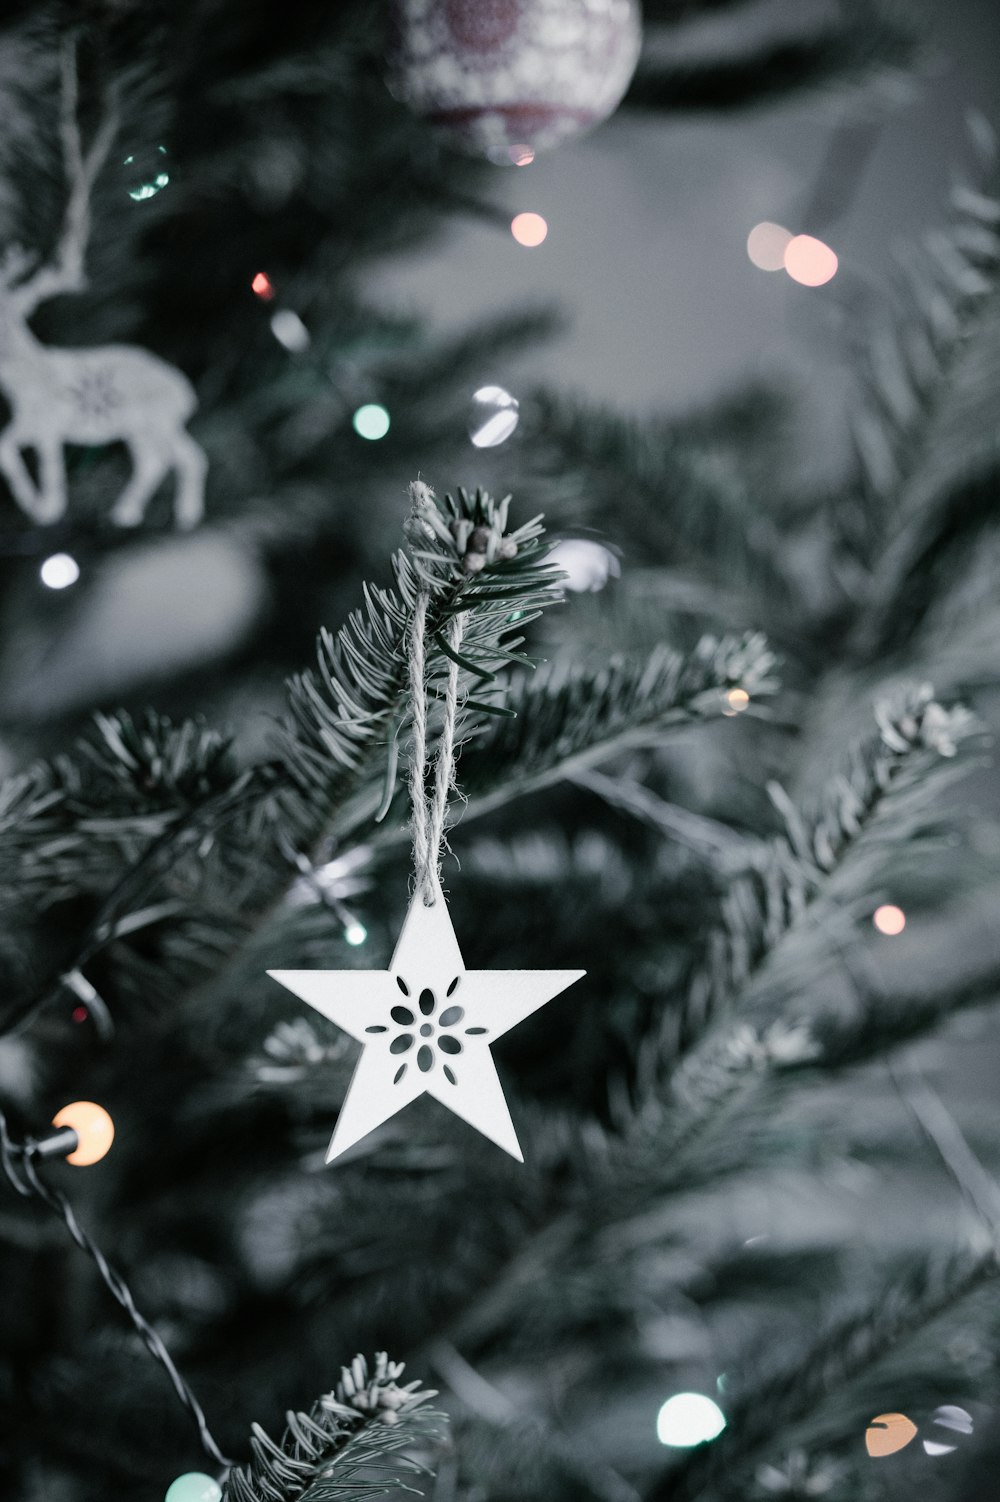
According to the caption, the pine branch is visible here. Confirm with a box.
[0,487,559,905]
[807,957,1000,1069]
[641,0,760,21]
[223,1353,443,1502]
[647,1246,997,1502]
[644,684,977,1080]
[626,12,915,115]
[850,138,1000,648]
[526,390,792,610]
[853,154,1000,510]
[0,711,240,906]
[274,483,562,850]
[456,632,778,820]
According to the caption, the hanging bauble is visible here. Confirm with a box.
[386,0,642,163]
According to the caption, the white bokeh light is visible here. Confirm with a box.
[270,308,311,352]
[469,385,520,448]
[549,538,620,593]
[352,403,391,440]
[656,1393,726,1448]
[40,553,80,590]
[746,221,793,271]
[784,233,838,287]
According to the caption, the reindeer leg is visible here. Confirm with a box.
[0,431,45,522]
[170,430,207,530]
[36,439,68,523]
[110,440,170,528]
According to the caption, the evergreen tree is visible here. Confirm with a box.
[0,5,997,1502]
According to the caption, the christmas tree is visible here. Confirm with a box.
[1,4,999,1502]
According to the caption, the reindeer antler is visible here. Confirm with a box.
[12,37,118,314]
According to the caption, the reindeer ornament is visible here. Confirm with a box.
[0,46,206,530]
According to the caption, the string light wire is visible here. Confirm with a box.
[0,1106,233,1474]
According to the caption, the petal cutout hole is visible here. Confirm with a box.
[438,1035,462,1055]
[396,976,409,995]
[443,1065,457,1085]
[417,1044,434,1072]
[365,1025,388,1034]
[465,1026,488,1035]
[390,1034,413,1055]
[419,988,436,1016]
[394,1064,407,1084]
[391,1006,414,1025]
[440,1006,464,1027]
[447,976,461,996]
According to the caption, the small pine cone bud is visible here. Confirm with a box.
[920,701,958,757]
[380,1410,401,1426]
[467,525,491,553]
[378,1386,408,1411]
[498,539,518,560]
[463,552,487,574]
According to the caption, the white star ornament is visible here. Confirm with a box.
[268,876,584,1164]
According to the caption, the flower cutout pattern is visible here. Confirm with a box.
[67,366,123,419]
[364,974,490,1085]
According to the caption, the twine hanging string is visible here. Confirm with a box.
[408,589,466,905]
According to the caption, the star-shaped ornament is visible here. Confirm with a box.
[268,877,584,1163]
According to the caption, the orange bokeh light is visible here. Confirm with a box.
[866,1412,918,1458]
[251,271,275,300]
[873,904,906,936]
[509,144,535,166]
[511,212,548,247]
[52,1101,115,1166]
[783,234,838,287]
[746,221,792,272]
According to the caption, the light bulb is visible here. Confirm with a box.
[40,553,80,590]
[51,1101,115,1166]
[344,920,368,947]
[468,385,520,448]
[124,145,170,202]
[511,212,548,247]
[873,904,906,936]
[548,538,620,593]
[251,271,275,300]
[865,1412,918,1458]
[270,309,310,352]
[352,403,390,440]
[784,234,838,287]
[656,1393,726,1448]
[746,221,793,272]
[165,1474,223,1502]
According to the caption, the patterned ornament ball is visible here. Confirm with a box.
[387,0,642,162]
